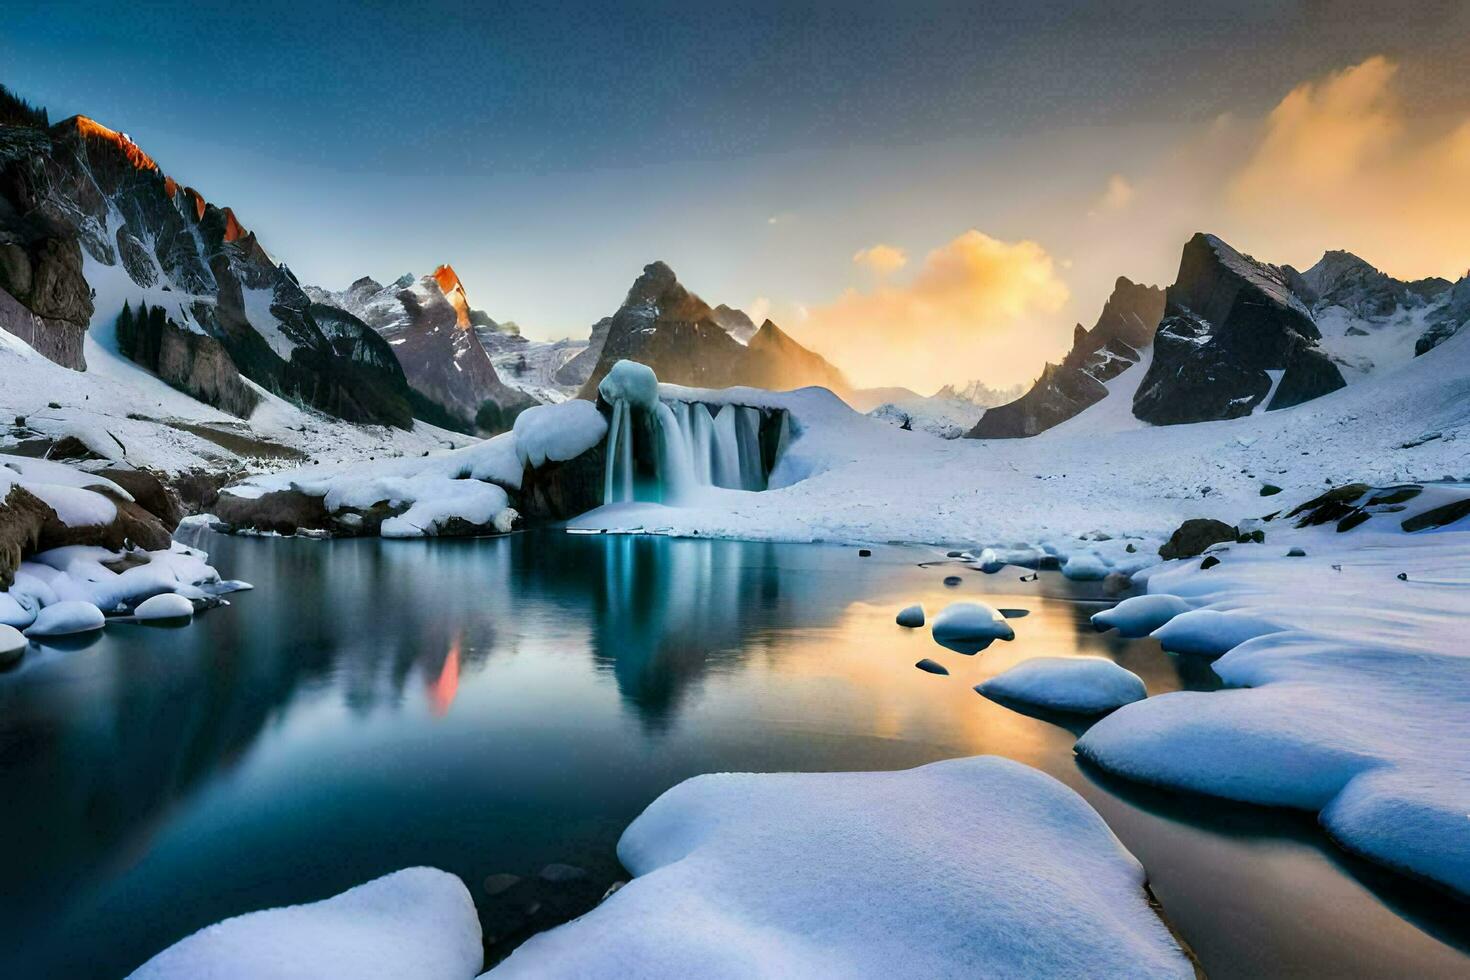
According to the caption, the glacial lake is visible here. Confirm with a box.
[1,530,1465,978]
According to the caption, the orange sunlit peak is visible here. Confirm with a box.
[71,115,159,173]
[221,207,247,243]
[432,263,472,328]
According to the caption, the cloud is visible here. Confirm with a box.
[852,243,908,277]
[1093,174,1135,214]
[1226,55,1470,279]
[789,230,1070,392]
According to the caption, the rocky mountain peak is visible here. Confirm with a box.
[431,263,471,328]
[65,115,159,172]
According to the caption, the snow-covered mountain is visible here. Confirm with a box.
[571,261,851,400]
[969,276,1164,438]
[305,266,534,433]
[934,379,1026,408]
[0,105,416,428]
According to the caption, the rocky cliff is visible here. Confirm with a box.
[1133,234,1344,425]
[969,276,1164,438]
[574,261,850,399]
[0,92,414,428]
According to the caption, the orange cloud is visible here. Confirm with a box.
[1227,55,1470,279]
[791,230,1070,392]
[852,243,908,277]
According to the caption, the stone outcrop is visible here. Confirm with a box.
[1133,234,1345,425]
[969,277,1164,438]
[576,262,849,400]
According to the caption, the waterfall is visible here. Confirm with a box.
[599,395,784,505]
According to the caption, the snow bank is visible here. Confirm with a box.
[486,757,1191,978]
[1079,522,1470,897]
[931,601,1015,653]
[1092,594,1192,637]
[25,600,105,637]
[380,481,516,538]
[978,657,1147,715]
[1061,551,1109,581]
[130,867,483,980]
[1150,609,1283,657]
[513,400,607,468]
[598,359,660,410]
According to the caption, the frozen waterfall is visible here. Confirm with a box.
[603,398,777,505]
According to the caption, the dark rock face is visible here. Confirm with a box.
[96,466,184,530]
[307,267,532,435]
[0,113,414,426]
[970,277,1164,438]
[1134,234,1345,425]
[1158,518,1237,560]
[517,441,606,521]
[575,262,849,400]
[1415,276,1470,356]
[117,302,262,418]
[1,476,174,589]
[1292,250,1417,320]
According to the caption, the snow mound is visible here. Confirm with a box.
[0,624,25,662]
[25,600,105,637]
[598,359,660,410]
[1061,551,1109,581]
[978,657,1147,715]
[485,757,1191,978]
[379,481,516,538]
[1092,594,1192,637]
[0,590,40,628]
[1150,608,1283,657]
[135,593,194,621]
[512,400,607,469]
[129,867,483,980]
[931,601,1015,653]
[895,603,924,627]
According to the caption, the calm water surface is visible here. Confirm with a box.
[0,530,1465,977]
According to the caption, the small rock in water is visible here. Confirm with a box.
[1200,555,1221,570]
[915,658,949,676]
[1396,572,1408,581]
[0,624,26,667]
[997,608,1029,619]
[896,604,925,628]
[945,550,966,558]
[932,601,1016,654]
[484,873,522,895]
[539,863,588,883]
[1103,571,1132,595]
[943,575,963,587]
[1286,547,1307,557]
[858,548,872,557]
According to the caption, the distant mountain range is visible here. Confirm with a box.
[965,234,1469,439]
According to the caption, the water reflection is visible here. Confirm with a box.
[0,530,1462,978]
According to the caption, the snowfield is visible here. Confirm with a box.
[487,757,1193,978]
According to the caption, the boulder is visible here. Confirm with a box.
[1158,518,1237,560]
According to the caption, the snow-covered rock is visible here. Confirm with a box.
[513,400,607,469]
[485,757,1192,978]
[0,623,26,664]
[1150,608,1283,657]
[1061,551,1109,581]
[25,599,105,637]
[598,359,660,411]
[134,592,194,621]
[1092,594,1192,637]
[931,601,1015,652]
[129,867,483,980]
[978,657,1147,715]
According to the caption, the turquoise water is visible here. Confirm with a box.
[0,530,1464,977]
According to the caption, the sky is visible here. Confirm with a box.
[5,0,1469,393]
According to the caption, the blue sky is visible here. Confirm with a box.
[6,1,1467,390]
